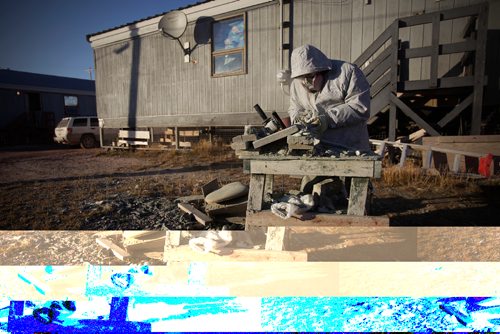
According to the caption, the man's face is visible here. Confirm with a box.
[301,72,324,93]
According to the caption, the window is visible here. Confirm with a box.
[72,118,88,127]
[212,14,246,77]
[64,96,78,107]
[64,95,79,116]
[90,118,99,127]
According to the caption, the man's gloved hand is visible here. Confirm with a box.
[306,114,328,138]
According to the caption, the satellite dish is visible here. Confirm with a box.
[159,11,188,39]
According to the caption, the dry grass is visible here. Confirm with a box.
[378,162,479,193]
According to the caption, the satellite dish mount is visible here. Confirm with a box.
[159,11,191,62]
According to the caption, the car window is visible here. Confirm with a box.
[90,118,99,127]
[57,119,70,127]
[72,118,88,127]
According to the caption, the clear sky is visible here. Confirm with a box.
[0,0,199,80]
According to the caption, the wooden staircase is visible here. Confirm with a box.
[355,3,488,141]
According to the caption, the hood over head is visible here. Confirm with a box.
[290,44,332,78]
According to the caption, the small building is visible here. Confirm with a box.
[87,0,499,141]
[0,69,96,145]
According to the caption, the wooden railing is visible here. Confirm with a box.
[356,3,488,139]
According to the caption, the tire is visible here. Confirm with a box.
[80,134,97,149]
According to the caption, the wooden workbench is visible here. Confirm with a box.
[240,154,382,228]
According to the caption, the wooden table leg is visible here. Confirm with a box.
[247,174,266,213]
[347,177,370,216]
[263,174,274,202]
[265,226,289,251]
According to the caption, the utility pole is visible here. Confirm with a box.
[85,67,93,80]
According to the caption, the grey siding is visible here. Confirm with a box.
[93,0,491,129]
[95,3,286,128]
[292,0,483,79]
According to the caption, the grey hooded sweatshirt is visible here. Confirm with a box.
[288,45,371,151]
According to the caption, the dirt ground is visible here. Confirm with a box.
[0,145,499,264]
[1,145,500,229]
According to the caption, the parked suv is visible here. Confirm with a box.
[54,116,101,148]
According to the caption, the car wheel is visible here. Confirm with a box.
[80,134,97,149]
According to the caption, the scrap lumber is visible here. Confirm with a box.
[163,245,308,262]
[122,231,166,254]
[178,202,213,225]
[205,199,248,216]
[96,238,130,261]
[230,141,251,151]
[252,125,299,149]
[175,194,205,204]
[265,226,290,251]
[232,134,257,143]
[246,211,390,227]
[287,135,314,151]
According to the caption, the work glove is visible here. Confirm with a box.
[305,114,328,139]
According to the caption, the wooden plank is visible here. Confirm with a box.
[441,4,482,20]
[123,235,166,254]
[399,76,474,90]
[370,139,486,158]
[177,203,213,225]
[96,238,130,261]
[117,140,149,146]
[437,93,473,128]
[471,3,488,135]
[388,103,397,141]
[389,19,398,93]
[402,46,432,59]
[377,142,386,157]
[247,173,266,213]
[366,56,391,85]
[118,130,150,140]
[246,211,390,227]
[265,226,289,251]
[252,125,299,149]
[122,231,162,239]
[430,13,440,88]
[176,194,205,204]
[232,134,257,143]
[452,154,462,173]
[179,130,200,137]
[422,149,433,169]
[347,177,370,216]
[263,174,274,199]
[370,85,391,118]
[250,159,380,178]
[205,200,247,216]
[174,126,179,150]
[441,39,476,54]
[399,144,409,167]
[363,47,391,76]
[163,231,181,252]
[230,141,250,151]
[399,14,433,27]
[163,245,308,262]
[390,94,440,136]
[429,135,500,144]
[164,231,182,249]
